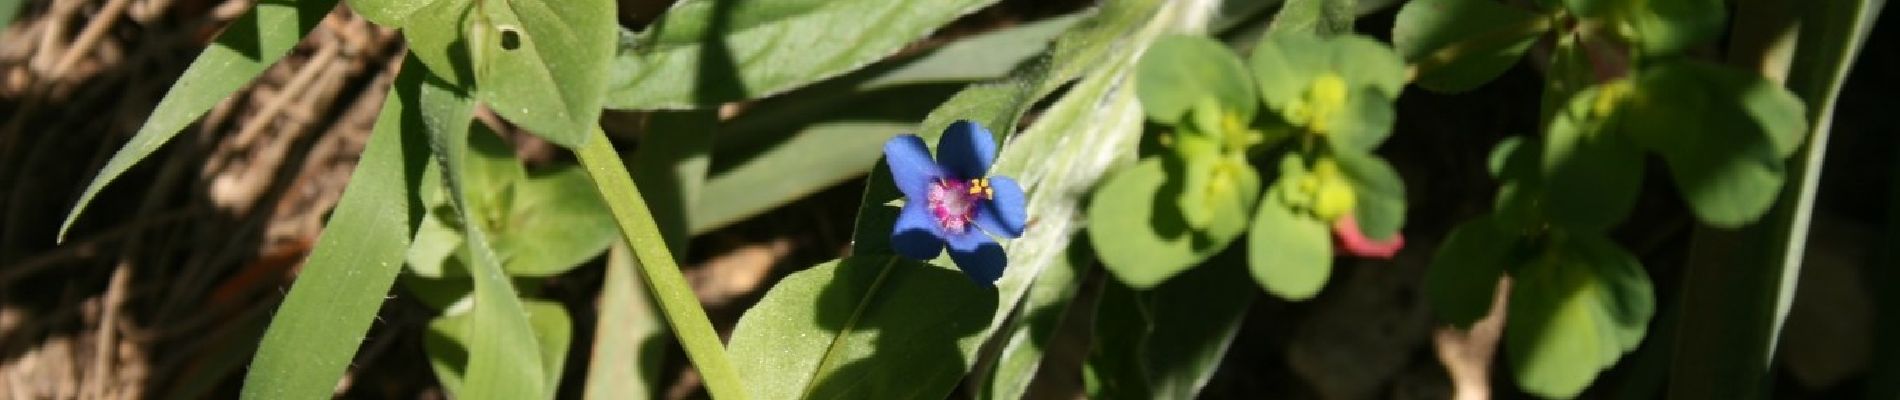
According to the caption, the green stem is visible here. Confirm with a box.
[576,127,747,399]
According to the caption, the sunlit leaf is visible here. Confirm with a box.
[61,0,338,241]
[1135,34,1258,123]
[471,0,617,147]
[240,54,427,400]
[1247,181,1334,300]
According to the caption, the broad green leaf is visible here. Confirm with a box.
[1087,252,1256,398]
[401,0,475,85]
[585,242,668,400]
[1541,86,1642,232]
[1089,158,1227,288]
[1392,0,1546,93]
[977,243,1088,399]
[726,256,998,399]
[1623,61,1808,227]
[1325,86,1399,151]
[240,54,428,400]
[1331,35,1408,99]
[1333,150,1405,240]
[1622,0,1726,56]
[575,126,746,398]
[1135,34,1258,123]
[1425,215,1517,327]
[416,58,547,400]
[604,0,1001,109]
[1506,235,1653,399]
[1250,32,1327,112]
[60,0,339,241]
[472,0,616,147]
[347,0,434,27]
[1247,182,1335,300]
[498,165,617,275]
[426,300,574,400]
[1249,33,1404,143]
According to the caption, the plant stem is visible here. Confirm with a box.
[576,127,747,399]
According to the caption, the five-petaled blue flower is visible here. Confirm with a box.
[885,120,1028,287]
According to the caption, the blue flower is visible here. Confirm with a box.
[884,120,1028,287]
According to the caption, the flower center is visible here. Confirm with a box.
[928,177,992,233]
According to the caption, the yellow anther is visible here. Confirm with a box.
[969,178,994,199]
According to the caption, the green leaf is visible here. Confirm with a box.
[347,0,435,27]
[604,0,1002,109]
[976,243,1089,399]
[415,58,548,400]
[426,300,574,400]
[1622,0,1726,56]
[1135,34,1258,123]
[498,165,617,275]
[725,256,998,399]
[629,111,717,255]
[60,0,338,241]
[1087,252,1256,398]
[1541,86,1642,232]
[1392,0,1546,93]
[1333,150,1405,240]
[1506,234,1654,399]
[401,0,476,85]
[585,242,669,400]
[1670,0,1883,397]
[1325,86,1399,152]
[1247,182,1335,300]
[1623,61,1808,227]
[1269,0,1358,36]
[1089,158,1228,288]
[472,0,617,147]
[239,54,428,399]
[1424,215,1517,327]
[576,127,747,398]
[0,0,25,28]
[1251,33,1405,110]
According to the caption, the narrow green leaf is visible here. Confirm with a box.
[347,0,436,27]
[1670,0,1883,397]
[1392,0,1545,92]
[1424,215,1516,327]
[604,0,1001,109]
[240,54,429,400]
[425,300,575,400]
[1135,35,1258,123]
[575,127,747,399]
[472,0,617,147]
[629,111,717,253]
[61,0,338,241]
[1247,182,1334,300]
[416,58,547,400]
[585,242,668,400]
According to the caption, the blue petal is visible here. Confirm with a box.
[975,175,1027,238]
[945,231,1006,287]
[937,120,997,179]
[890,201,945,261]
[884,134,943,200]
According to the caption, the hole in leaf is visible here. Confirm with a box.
[500,29,521,50]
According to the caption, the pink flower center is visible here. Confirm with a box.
[928,177,993,234]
